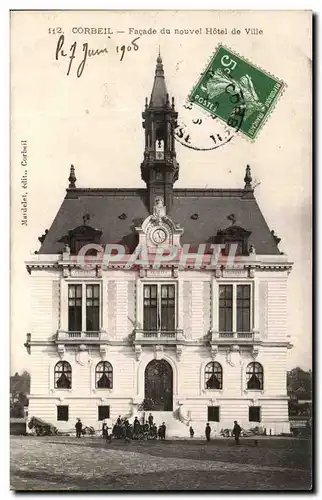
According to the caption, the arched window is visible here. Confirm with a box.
[54,361,72,389]
[246,362,264,390]
[96,362,113,389]
[205,362,223,390]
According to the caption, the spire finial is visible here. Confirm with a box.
[244,164,252,190]
[155,48,164,76]
[68,165,76,189]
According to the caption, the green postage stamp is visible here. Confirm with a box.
[189,45,286,140]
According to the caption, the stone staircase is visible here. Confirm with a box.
[151,411,191,438]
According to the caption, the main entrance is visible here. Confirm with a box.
[144,359,173,411]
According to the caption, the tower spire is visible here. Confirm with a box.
[141,50,179,213]
[150,51,168,107]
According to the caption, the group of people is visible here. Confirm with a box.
[101,413,167,441]
[76,416,242,444]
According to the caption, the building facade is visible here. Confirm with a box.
[25,55,293,436]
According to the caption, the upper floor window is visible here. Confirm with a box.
[143,284,175,331]
[68,283,100,332]
[205,362,223,390]
[216,225,252,256]
[237,285,251,332]
[54,361,72,389]
[58,223,102,255]
[218,284,251,332]
[96,361,113,389]
[219,285,233,332]
[246,362,264,390]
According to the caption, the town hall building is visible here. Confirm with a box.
[25,54,293,436]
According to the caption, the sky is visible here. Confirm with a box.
[10,10,312,374]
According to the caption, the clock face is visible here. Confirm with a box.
[152,228,167,244]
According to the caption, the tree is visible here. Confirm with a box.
[10,371,30,418]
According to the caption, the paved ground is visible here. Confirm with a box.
[10,436,312,491]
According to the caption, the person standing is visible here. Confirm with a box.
[161,422,166,441]
[189,426,194,438]
[148,413,154,427]
[232,420,242,445]
[133,416,140,436]
[205,422,211,441]
[75,418,82,438]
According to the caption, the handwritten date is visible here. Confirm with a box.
[55,34,140,77]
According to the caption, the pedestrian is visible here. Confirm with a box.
[148,412,154,427]
[161,422,166,441]
[232,420,242,445]
[189,426,194,438]
[116,415,122,426]
[205,422,211,441]
[75,418,82,438]
[133,416,140,435]
[105,424,112,442]
[102,421,107,438]
[158,425,162,440]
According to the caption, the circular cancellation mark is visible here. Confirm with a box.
[174,81,246,152]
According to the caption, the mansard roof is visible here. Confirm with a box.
[38,187,280,255]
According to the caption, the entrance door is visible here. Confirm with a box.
[144,359,173,411]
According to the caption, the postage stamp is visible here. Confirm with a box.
[189,44,286,140]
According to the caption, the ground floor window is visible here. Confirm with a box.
[98,405,110,421]
[208,406,220,422]
[57,405,69,421]
[249,406,261,422]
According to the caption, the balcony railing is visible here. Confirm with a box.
[56,330,108,342]
[133,329,185,343]
[210,331,260,343]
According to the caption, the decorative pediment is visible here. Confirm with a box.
[135,197,183,252]
[216,225,251,256]
[58,219,102,255]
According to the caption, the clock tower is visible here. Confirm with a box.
[141,52,179,214]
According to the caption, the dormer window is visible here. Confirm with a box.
[216,225,251,256]
[58,224,102,255]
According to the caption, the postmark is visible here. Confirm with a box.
[174,82,245,151]
[189,44,286,140]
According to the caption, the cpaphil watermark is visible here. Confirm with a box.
[70,243,247,271]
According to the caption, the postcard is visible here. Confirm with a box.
[10,10,312,491]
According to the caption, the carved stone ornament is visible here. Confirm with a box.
[134,345,142,362]
[215,267,222,278]
[99,344,108,359]
[176,345,183,361]
[248,267,255,278]
[139,268,146,278]
[172,267,179,278]
[152,197,166,224]
[76,344,92,366]
[226,345,240,367]
[154,344,164,360]
[63,266,70,278]
[211,344,218,360]
[252,346,260,360]
[57,344,65,359]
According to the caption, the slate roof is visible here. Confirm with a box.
[38,55,280,257]
[38,187,280,255]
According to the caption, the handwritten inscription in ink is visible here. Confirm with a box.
[55,35,140,77]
